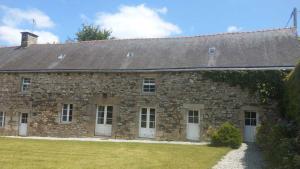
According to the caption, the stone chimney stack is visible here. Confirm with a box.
[21,32,38,47]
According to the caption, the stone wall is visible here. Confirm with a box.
[0,71,275,141]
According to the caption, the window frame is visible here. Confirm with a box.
[142,78,156,93]
[244,111,257,126]
[21,78,31,92]
[188,110,200,124]
[140,107,156,129]
[61,104,73,123]
[0,112,5,127]
[96,105,113,125]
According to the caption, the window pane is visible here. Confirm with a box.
[194,111,199,117]
[63,104,68,110]
[0,112,3,127]
[141,108,147,115]
[149,87,155,92]
[194,117,199,123]
[141,114,147,121]
[23,78,31,83]
[68,115,72,122]
[143,78,155,93]
[251,112,256,119]
[150,108,155,115]
[149,122,155,128]
[62,109,68,116]
[251,119,256,126]
[188,111,193,117]
[62,115,67,122]
[106,118,112,125]
[97,117,103,124]
[143,85,150,92]
[141,121,146,128]
[69,104,73,110]
[188,117,193,123]
[22,113,28,123]
[98,106,104,112]
[245,119,251,125]
[98,111,104,118]
[245,112,251,118]
[150,115,155,121]
[107,106,113,119]
[107,106,113,113]
[107,111,112,118]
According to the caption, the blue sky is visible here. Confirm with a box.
[0,0,299,46]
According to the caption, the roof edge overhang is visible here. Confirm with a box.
[0,66,295,73]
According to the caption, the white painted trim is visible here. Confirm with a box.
[0,112,5,127]
[60,104,73,123]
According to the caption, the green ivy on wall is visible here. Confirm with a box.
[201,70,289,103]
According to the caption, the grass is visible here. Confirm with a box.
[0,137,230,169]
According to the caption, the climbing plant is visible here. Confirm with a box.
[202,70,289,104]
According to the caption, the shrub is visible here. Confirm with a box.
[257,121,300,169]
[256,61,300,169]
[211,122,242,149]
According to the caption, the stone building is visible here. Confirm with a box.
[0,28,299,142]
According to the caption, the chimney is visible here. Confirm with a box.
[21,32,38,47]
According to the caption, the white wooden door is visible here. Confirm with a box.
[244,111,257,142]
[139,108,156,138]
[187,110,200,141]
[95,106,113,136]
[19,113,28,136]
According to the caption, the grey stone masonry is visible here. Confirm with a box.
[0,71,275,141]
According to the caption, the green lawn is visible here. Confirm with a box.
[0,137,230,169]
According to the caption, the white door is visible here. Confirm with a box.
[95,106,113,136]
[244,111,258,142]
[139,108,156,138]
[187,110,200,141]
[19,113,28,136]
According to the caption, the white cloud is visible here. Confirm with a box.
[227,26,242,33]
[0,26,20,45]
[80,13,92,24]
[95,4,181,38]
[155,7,168,14]
[0,5,59,46]
[0,26,59,45]
[0,5,55,28]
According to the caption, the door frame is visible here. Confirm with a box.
[243,111,259,142]
[139,107,156,138]
[95,105,113,136]
[18,112,29,136]
[186,109,200,141]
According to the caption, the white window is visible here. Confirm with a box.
[188,110,199,124]
[61,104,73,123]
[143,78,156,93]
[97,106,113,125]
[140,108,156,129]
[21,78,31,92]
[245,111,256,126]
[0,112,5,127]
[208,47,216,55]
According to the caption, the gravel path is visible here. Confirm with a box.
[3,136,208,145]
[212,143,264,169]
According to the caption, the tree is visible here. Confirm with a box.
[76,24,112,41]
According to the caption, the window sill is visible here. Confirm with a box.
[60,122,72,124]
[18,92,31,96]
[141,92,156,96]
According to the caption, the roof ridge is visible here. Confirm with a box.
[0,27,296,48]
[75,27,296,44]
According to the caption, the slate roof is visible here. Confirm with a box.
[0,28,299,72]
